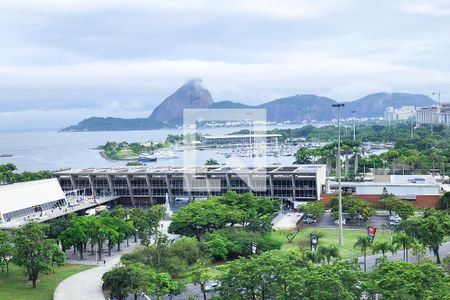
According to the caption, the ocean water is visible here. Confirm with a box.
[0,126,299,172]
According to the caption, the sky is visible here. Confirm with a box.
[1,0,450,129]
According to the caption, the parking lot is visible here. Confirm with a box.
[307,211,390,229]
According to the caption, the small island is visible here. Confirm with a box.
[98,134,200,161]
[99,141,168,160]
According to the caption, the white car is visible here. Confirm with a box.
[334,218,346,225]
[204,280,221,292]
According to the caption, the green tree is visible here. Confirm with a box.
[153,272,179,300]
[0,230,13,275]
[368,260,450,300]
[372,241,390,257]
[354,236,371,272]
[205,158,219,165]
[317,245,339,264]
[416,212,450,263]
[102,264,153,300]
[204,234,229,260]
[169,237,200,265]
[13,223,59,288]
[302,201,325,220]
[411,242,427,264]
[59,216,88,260]
[393,232,414,262]
[439,191,450,211]
[189,260,213,300]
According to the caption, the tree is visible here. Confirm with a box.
[48,242,66,273]
[14,223,59,288]
[189,260,213,300]
[205,158,219,165]
[372,241,390,257]
[102,264,153,300]
[368,260,450,300]
[330,195,375,223]
[354,236,371,272]
[153,272,179,300]
[380,195,415,220]
[169,237,200,265]
[416,212,450,263]
[0,230,13,275]
[294,147,313,164]
[59,216,88,260]
[439,191,450,211]
[393,232,414,262]
[411,242,427,264]
[204,234,229,261]
[278,222,304,243]
[302,201,325,220]
[317,245,339,264]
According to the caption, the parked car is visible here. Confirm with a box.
[303,217,317,224]
[334,218,346,225]
[205,280,221,292]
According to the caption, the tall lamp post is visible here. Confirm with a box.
[332,103,345,246]
[352,110,356,141]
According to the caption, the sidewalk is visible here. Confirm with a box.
[54,220,175,300]
[54,242,139,300]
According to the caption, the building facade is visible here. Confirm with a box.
[384,106,416,122]
[416,104,450,126]
[54,165,327,207]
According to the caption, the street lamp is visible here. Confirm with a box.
[351,111,356,141]
[332,103,345,246]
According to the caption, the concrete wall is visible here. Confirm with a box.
[321,193,441,208]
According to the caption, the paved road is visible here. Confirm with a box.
[359,240,450,271]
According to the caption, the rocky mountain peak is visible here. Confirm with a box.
[149,78,214,124]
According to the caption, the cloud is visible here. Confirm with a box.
[395,0,450,16]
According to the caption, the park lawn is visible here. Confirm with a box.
[273,227,392,259]
[0,264,92,300]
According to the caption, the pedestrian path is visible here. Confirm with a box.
[54,220,174,300]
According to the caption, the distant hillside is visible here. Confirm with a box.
[62,78,437,131]
[210,100,252,109]
[257,95,337,122]
[61,117,170,132]
[343,92,435,118]
[149,78,213,124]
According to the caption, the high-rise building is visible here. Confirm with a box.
[416,104,450,126]
[384,106,416,121]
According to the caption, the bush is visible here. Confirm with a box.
[203,228,282,260]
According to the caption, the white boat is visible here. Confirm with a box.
[138,153,157,162]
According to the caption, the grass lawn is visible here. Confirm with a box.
[0,264,92,300]
[273,227,392,259]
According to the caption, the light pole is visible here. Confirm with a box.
[332,103,345,246]
[352,111,356,141]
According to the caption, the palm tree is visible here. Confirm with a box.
[205,158,219,165]
[317,245,340,264]
[305,250,324,264]
[393,232,414,262]
[354,236,372,272]
[372,241,390,257]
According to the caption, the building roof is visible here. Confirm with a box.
[0,179,65,215]
[54,165,326,176]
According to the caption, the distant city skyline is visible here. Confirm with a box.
[1,0,450,129]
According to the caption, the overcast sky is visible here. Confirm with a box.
[1,0,450,129]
